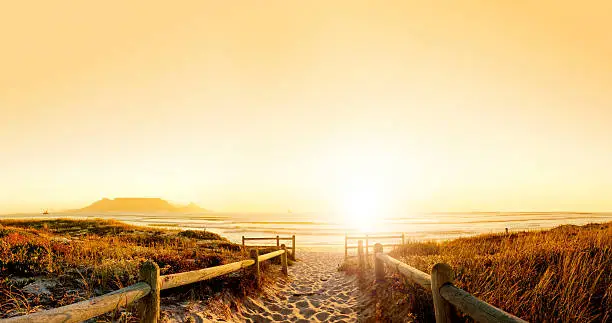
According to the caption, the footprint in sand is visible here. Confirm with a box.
[315,312,331,321]
[299,307,316,318]
[295,300,309,309]
[231,251,361,322]
[279,308,293,315]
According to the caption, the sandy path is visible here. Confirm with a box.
[236,251,362,322]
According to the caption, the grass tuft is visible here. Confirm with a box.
[341,222,611,322]
[0,219,277,321]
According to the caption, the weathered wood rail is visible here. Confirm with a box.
[345,233,404,259]
[1,282,151,323]
[242,234,296,260]
[1,245,291,323]
[160,259,255,290]
[367,242,528,323]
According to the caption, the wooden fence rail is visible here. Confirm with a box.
[160,259,256,290]
[346,243,401,249]
[242,235,296,260]
[345,233,404,260]
[242,236,294,241]
[376,253,431,289]
[1,282,151,323]
[1,246,290,323]
[369,242,527,323]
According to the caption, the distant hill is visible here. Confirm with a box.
[70,198,209,213]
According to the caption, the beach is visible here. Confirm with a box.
[0,219,608,322]
[3,211,611,248]
[165,251,367,322]
[238,251,361,322]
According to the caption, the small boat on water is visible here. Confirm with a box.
[42,209,49,215]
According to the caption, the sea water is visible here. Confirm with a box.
[2,211,611,249]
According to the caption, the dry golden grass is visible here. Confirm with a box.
[0,219,277,321]
[386,222,611,322]
[340,222,611,322]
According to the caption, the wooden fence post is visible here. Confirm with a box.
[344,234,348,259]
[358,240,364,273]
[281,244,288,275]
[139,261,160,323]
[276,235,280,249]
[242,236,245,252]
[250,249,260,287]
[432,263,456,323]
[365,235,369,264]
[401,233,405,245]
[291,235,296,260]
[374,243,384,282]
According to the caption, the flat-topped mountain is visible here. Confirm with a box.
[71,198,209,213]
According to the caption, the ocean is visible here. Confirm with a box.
[2,211,611,249]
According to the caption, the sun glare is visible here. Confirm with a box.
[329,149,399,233]
[338,186,387,233]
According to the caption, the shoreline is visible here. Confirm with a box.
[2,212,612,249]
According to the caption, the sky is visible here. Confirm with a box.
[1,1,611,214]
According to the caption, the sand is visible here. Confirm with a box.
[236,251,362,322]
[163,251,367,322]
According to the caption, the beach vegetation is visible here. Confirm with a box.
[0,219,276,321]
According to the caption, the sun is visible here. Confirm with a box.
[325,144,407,233]
[338,185,387,233]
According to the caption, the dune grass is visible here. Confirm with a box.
[0,219,278,321]
[342,222,611,322]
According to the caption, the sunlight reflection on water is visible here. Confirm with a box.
[4,211,611,249]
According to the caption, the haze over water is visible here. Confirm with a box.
[4,212,611,248]
[3,2,612,218]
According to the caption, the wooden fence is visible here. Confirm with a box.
[365,242,527,323]
[1,245,290,323]
[242,235,296,260]
[345,233,404,259]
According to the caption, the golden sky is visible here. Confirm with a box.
[1,1,611,214]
